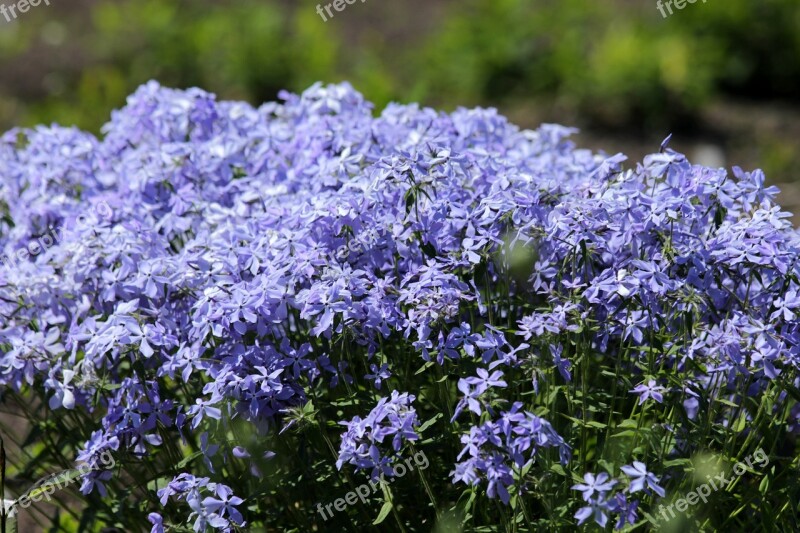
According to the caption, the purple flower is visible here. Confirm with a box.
[157,474,245,531]
[452,369,508,421]
[364,363,392,390]
[202,484,245,527]
[148,513,165,533]
[336,391,420,478]
[610,493,639,530]
[575,500,612,528]
[550,344,572,382]
[572,472,618,502]
[630,380,666,405]
[453,405,568,502]
[620,461,666,497]
[199,432,220,473]
[464,368,508,392]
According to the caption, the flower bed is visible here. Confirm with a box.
[1,82,798,531]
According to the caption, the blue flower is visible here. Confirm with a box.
[572,472,618,502]
[630,379,666,405]
[620,461,666,497]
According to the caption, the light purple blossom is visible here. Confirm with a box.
[572,472,617,502]
[620,461,666,497]
[630,379,666,405]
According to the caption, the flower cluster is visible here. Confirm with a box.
[0,80,797,530]
[155,474,245,532]
[572,462,665,529]
[336,391,420,478]
[452,402,570,504]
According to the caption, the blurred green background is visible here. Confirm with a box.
[1,0,799,214]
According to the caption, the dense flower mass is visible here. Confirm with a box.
[0,82,798,530]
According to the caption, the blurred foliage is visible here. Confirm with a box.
[0,0,799,134]
[0,0,340,131]
[415,0,800,129]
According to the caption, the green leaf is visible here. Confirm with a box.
[302,400,316,414]
[415,361,435,375]
[373,502,393,525]
[404,189,416,214]
[662,458,693,468]
[330,398,357,407]
[418,413,442,433]
[597,459,615,475]
[759,474,770,494]
[732,412,748,433]
[177,451,203,469]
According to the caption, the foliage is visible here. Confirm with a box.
[414,0,800,128]
[2,0,800,134]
